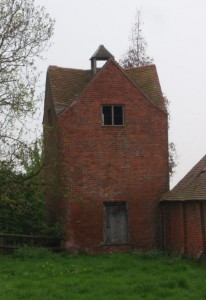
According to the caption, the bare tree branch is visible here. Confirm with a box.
[0,0,55,169]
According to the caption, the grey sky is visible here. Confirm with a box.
[36,0,206,187]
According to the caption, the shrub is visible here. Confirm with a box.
[13,247,53,259]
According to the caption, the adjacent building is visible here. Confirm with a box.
[161,154,206,257]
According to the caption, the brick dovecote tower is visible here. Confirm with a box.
[43,45,169,253]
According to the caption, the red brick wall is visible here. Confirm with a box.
[201,203,206,254]
[161,201,206,257]
[186,202,203,256]
[48,61,169,253]
[161,202,185,254]
[43,79,63,225]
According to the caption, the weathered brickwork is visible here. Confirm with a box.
[43,60,169,253]
[161,201,206,257]
[161,153,206,258]
[43,45,206,256]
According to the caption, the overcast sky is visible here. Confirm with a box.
[36,0,206,188]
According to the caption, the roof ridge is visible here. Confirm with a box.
[47,59,166,117]
[48,65,90,72]
[124,64,156,71]
[178,154,206,182]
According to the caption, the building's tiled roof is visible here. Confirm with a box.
[47,66,92,114]
[161,154,206,201]
[47,61,166,115]
[125,65,166,112]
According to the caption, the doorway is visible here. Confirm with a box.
[104,202,129,244]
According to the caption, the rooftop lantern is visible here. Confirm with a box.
[90,45,114,75]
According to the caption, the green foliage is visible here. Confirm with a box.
[132,250,165,259]
[0,184,48,235]
[119,10,153,68]
[0,0,56,239]
[164,95,178,178]
[13,247,53,260]
[0,164,46,234]
[0,139,61,236]
[0,190,48,234]
[169,141,178,177]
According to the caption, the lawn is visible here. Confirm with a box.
[0,249,206,299]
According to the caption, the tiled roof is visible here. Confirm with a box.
[161,154,206,201]
[47,61,167,115]
[125,65,166,112]
[47,66,92,114]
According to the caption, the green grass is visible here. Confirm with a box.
[0,249,206,299]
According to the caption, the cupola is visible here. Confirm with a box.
[90,45,114,75]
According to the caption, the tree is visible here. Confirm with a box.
[0,139,62,236]
[164,96,178,177]
[0,163,47,234]
[0,139,44,234]
[119,10,177,178]
[0,0,55,168]
[119,10,153,67]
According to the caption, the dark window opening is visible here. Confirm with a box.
[104,202,129,244]
[102,105,112,125]
[102,105,124,126]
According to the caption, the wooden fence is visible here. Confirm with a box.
[0,232,64,254]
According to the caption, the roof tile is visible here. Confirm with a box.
[161,154,206,201]
[125,65,166,112]
[47,66,92,114]
[47,62,166,115]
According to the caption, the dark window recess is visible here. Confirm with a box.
[102,105,112,125]
[104,202,129,244]
[102,105,124,125]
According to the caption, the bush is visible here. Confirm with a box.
[133,250,165,259]
[0,160,63,237]
[13,247,53,259]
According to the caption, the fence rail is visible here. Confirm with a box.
[0,232,64,254]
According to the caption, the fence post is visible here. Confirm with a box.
[60,239,64,249]
[29,238,34,247]
[0,233,4,255]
